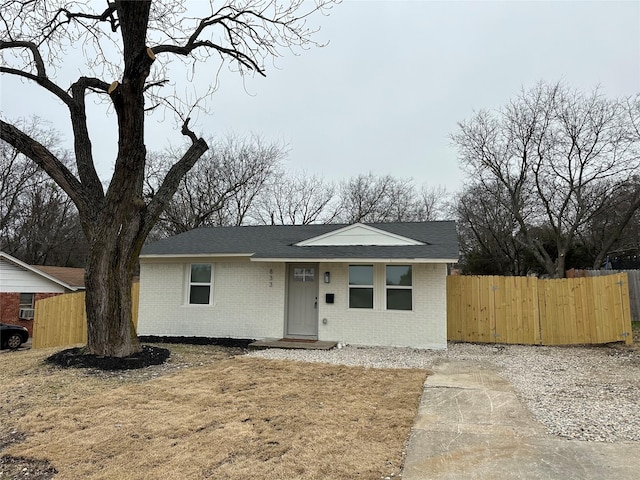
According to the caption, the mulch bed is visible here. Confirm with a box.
[45,345,171,370]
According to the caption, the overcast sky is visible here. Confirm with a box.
[1,0,639,193]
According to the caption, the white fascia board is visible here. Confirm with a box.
[139,253,253,262]
[295,223,425,247]
[250,257,458,264]
[0,251,78,291]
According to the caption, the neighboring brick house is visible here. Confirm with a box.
[138,222,458,349]
[0,252,84,336]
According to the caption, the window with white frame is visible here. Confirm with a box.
[19,293,35,308]
[188,264,212,305]
[386,265,412,310]
[349,265,373,309]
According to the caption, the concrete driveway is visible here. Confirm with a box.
[402,359,640,479]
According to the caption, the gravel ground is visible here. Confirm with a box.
[247,342,640,443]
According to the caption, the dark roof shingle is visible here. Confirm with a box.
[141,222,458,261]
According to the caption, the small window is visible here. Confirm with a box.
[189,264,212,305]
[19,293,34,308]
[293,268,315,282]
[386,265,412,310]
[349,265,373,309]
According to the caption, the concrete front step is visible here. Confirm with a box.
[248,339,337,350]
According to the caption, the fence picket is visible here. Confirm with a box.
[447,274,633,346]
[33,286,139,349]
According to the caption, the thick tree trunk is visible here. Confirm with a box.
[83,199,144,357]
[553,253,567,279]
[85,246,140,357]
[78,0,152,357]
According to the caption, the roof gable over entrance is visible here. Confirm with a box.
[295,223,425,247]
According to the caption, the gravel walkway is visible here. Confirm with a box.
[247,342,640,443]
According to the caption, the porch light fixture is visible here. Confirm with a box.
[324,272,330,283]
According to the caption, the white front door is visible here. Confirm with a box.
[286,264,319,338]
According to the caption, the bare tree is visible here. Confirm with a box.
[1,118,57,234]
[1,118,88,266]
[146,133,284,237]
[252,170,338,225]
[337,173,411,223]
[581,175,640,268]
[4,181,88,266]
[336,173,448,223]
[0,0,334,356]
[452,82,640,278]
[415,184,449,221]
[455,181,529,275]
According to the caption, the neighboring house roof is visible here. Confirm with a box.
[34,266,86,289]
[140,222,459,262]
[0,251,83,292]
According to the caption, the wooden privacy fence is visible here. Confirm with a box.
[447,274,633,345]
[567,269,639,323]
[33,283,139,349]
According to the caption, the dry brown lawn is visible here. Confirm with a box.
[0,344,427,479]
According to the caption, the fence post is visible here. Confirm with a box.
[616,274,633,345]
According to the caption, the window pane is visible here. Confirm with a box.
[386,265,412,286]
[190,285,210,304]
[387,289,412,310]
[349,288,373,308]
[191,264,212,283]
[349,265,373,285]
[294,267,315,282]
[304,268,315,282]
[19,293,34,307]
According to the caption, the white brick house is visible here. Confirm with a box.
[138,222,458,349]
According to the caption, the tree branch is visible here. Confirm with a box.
[68,77,111,201]
[144,119,208,232]
[153,40,264,75]
[0,40,73,107]
[0,120,90,215]
[42,2,119,42]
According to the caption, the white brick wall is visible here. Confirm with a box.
[316,263,447,349]
[139,258,448,349]
[138,259,285,339]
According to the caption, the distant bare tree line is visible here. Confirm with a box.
[1,118,88,266]
[5,82,637,278]
[143,133,450,239]
[2,125,449,265]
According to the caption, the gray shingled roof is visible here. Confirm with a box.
[141,222,459,261]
